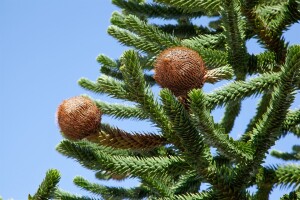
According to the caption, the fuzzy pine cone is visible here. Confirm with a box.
[57,96,101,140]
[154,47,206,96]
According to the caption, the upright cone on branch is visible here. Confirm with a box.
[57,96,101,141]
[154,47,206,97]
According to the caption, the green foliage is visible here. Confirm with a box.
[221,0,247,75]
[57,140,187,181]
[108,25,162,53]
[154,0,221,14]
[206,72,280,109]
[94,100,148,120]
[29,169,60,200]
[123,14,181,47]
[275,164,300,189]
[189,89,253,162]
[112,0,206,19]
[160,89,211,167]
[172,170,202,195]
[54,190,97,200]
[271,145,300,161]
[35,0,300,199]
[73,176,149,199]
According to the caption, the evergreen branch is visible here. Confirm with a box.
[206,72,280,110]
[181,33,226,50]
[160,89,211,168]
[110,11,127,29]
[54,189,98,200]
[219,99,242,134]
[242,0,288,63]
[245,91,273,133]
[96,54,118,68]
[73,176,148,199]
[189,89,253,162]
[96,124,167,150]
[112,0,206,19]
[120,50,146,96]
[154,0,221,15]
[94,100,148,120]
[158,24,212,39]
[57,140,188,180]
[56,140,109,170]
[243,108,300,142]
[105,154,187,180]
[143,177,174,197]
[277,0,300,31]
[173,171,201,195]
[250,45,300,156]
[208,165,250,199]
[234,45,300,189]
[247,51,280,75]
[56,140,132,170]
[275,164,300,189]
[256,1,300,34]
[107,25,161,54]
[205,65,234,83]
[29,169,60,200]
[271,145,300,161]
[78,78,105,94]
[282,109,300,132]
[111,11,181,48]
[218,0,247,133]
[221,0,247,75]
[78,76,128,99]
[157,190,215,200]
[124,14,181,48]
[271,150,300,161]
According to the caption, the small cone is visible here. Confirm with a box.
[154,47,206,96]
[57,96,101,140]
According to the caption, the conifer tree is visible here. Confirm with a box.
[30,0,300,199]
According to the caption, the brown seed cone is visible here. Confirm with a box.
[154,47,206,96]
[57,96,101,141]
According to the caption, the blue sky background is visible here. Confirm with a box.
[0,1,299,199]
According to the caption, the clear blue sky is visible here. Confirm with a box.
[0,1,299,199]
